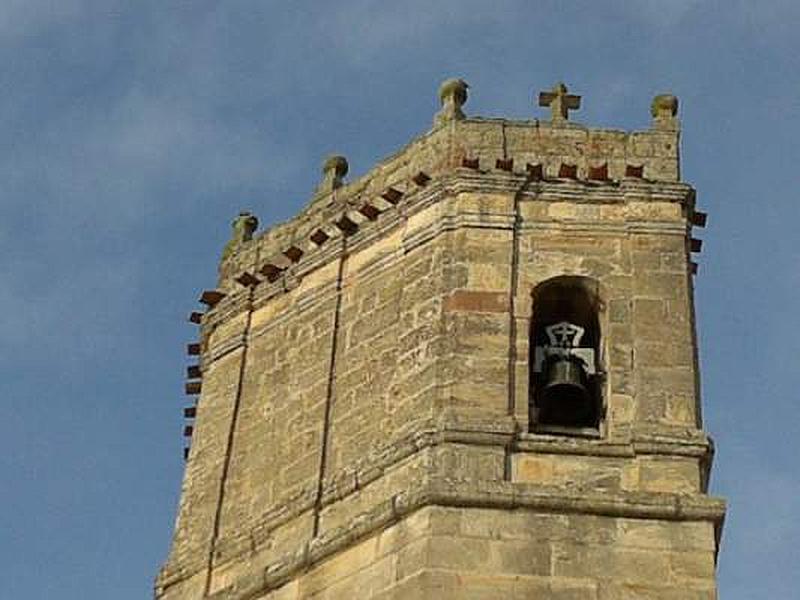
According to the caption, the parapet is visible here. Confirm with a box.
[212,79,689,311]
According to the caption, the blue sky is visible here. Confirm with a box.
[1,2,798,598]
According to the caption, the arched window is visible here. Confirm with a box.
[530,276,603,432]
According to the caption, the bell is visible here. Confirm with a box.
[538,356,595,427]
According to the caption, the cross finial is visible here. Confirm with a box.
[538,82,581,122]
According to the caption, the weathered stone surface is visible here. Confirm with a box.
[157,86,723,599]
[226,506,718,599]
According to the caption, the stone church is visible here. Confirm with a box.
[156,79,725,599]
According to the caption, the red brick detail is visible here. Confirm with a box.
[381,187,403,204]
[558,163,578,179]
[691,211,708,227]
[625,164,644,178]
[412,171,431,186]
[495,158,513,172]
[526,163,544,180]
[335,215,358,235]
[283,246,304,262]
[359,203,381,221]
[199,290,226,307]
[259,263,285,282]
[235,272,260,287]
[185,381,202,395]
[588,163,609,181]
[310,229,329,245]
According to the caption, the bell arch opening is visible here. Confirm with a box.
[529,276,604,433]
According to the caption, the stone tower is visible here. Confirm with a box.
[157,79,725,599]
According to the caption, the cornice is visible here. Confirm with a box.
[198,171,696,367]
[157,414,719,595]
[203,476,725,600]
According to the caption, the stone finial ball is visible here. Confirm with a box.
[438,78,469,107]
[651,94,679,118]
[322,155,349,177]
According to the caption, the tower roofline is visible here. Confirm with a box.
[219,82,685,293]
[251,108,682,248]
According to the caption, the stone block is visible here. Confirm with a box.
[664,394,698,426]
[346,227,403,275]
[455,192,514,214]
[668,550,716,582]
[487,538,551,576]
[467,263,511,290]
[549,203,602,221]
[637,456,700,494]
[298,535,380,597]
[262,580,299,600]
[553,542,670,584]
[513,454,623,492]
[443,290,508,313]
[597,582,716,600]
[626,201,682,222]
[615,518,714,552]
[636,274,687,302]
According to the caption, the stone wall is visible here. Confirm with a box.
[157,92,722,599]
[215,113,680,297]
[252,506,718,600]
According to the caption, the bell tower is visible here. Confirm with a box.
[157,80,725,599]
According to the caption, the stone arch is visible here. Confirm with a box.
[529,275,606,432]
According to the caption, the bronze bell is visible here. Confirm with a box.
[538,356,594,427]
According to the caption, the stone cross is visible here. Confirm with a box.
[538,82,581,122]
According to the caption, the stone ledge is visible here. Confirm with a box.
[516,429,712,460]
[198,173,694,365]
[212,170,692,315]
[158,417,507,591]
[159,414,716,592]
[205,477,725,600]
[195,423,717,596]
